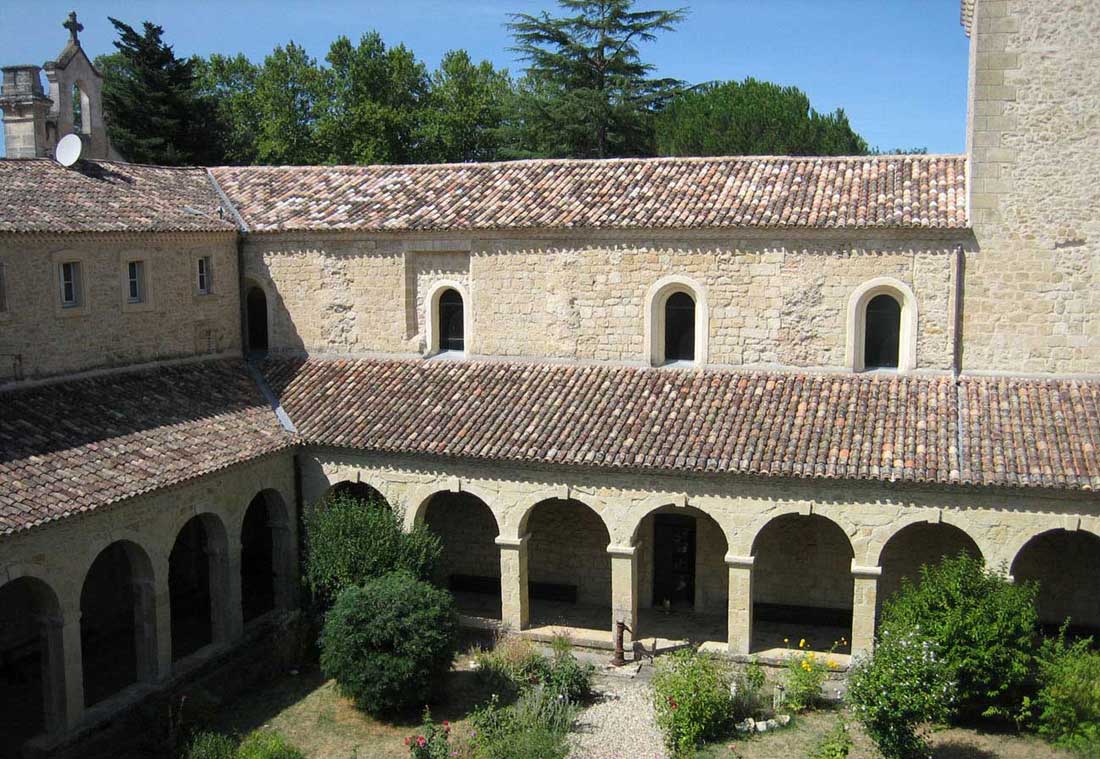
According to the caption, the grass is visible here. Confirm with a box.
[694,708,1076,759]
[211,648,493,759]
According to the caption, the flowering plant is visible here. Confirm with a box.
[781,637,839,711]
[405,710,455,759]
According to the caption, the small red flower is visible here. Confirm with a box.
[417,736,427,748]
[404,737,411,746]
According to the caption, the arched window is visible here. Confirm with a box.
[664,291,696,362]
[246,286,268,352]
[70,84,90,135]
[864,293,901,369]
[439,288,464,352]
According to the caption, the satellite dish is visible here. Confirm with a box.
[55,133,83,167]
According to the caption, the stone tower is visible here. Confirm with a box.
[961,0,1100,374]
[0,12,119,160]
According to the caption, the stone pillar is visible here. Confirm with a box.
[270,518,296,611]
[40,610,83,732]
[851,563,881,657]
[145,576,171,680]
[726,554,754,655]
[608,544,638,651]
[215,544,243,643]
[496,535,530,631]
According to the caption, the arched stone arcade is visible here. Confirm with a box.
[169,514,231,663]
[423,491,501,620]
[1012,529,1100,638]
[241,490,295,624]
[80,540,157,708]
[0,576,66,756]
[876,521,982,620]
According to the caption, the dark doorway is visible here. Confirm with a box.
[246,286,268,352]
[864,294,901,368]
[241,495,276,624]
[0,578,57,756]
[653,514,696,609]
[664,292,695,362]
[81,543,141,707]
[439,289,464,352]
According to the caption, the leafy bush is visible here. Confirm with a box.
[468,689,576,759]
[781,641,837,712]
[320,571,457,715]
[730,659,768,720]
[652,648,734,758]
[237,731,305,759]
[303,492,441,605]
[184,732,236,759]
[808,718,853,759]
[847,628,955,759]
[474,634,593,702]
[879,553,1038,720]
[1026,631,1100,755]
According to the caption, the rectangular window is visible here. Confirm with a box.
[127,260,145,303]
[59,261,81,307]
[0,262,7,313]
[197,256,212,295]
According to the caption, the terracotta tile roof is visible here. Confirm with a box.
[0,360,291,535]
[0,159,237,234]
[260,357,1100,492]
[211,155,968,234]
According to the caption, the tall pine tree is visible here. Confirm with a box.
[506,0,686,158]
[98,18,214,165]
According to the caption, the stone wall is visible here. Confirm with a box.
[423,492,500,584]
[963,0,1100,374]
[241,230,962,371]
[526,499,612,607]
[0,232,239,383]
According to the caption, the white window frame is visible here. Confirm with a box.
[644,275,709,367]
[197,256,213,295]
[846,277,919,372]
[59,261,81,308]
[424,280,471,358]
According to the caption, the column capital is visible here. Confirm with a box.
[606,543,636,558]
[495,533,530,550]
[851,562,882,578]
[725,553,754,568]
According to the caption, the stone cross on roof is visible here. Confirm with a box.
[63,11,83,45]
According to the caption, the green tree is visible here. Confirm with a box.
[194,53,261,165]
[252,42,324,165]
[98,18,215,164]
[506,0,686,158]
[655,78,869,157]
[417,50,512,163]
[316,32,428,164]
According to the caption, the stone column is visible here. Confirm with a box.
[496,534,530,631]
[40,610,83,732]
[214,543,243,643]
[850,563,881,657]
[726,554,754,655]
[145,576,172,680]
[608,544,638,651]
[270,517,296,611]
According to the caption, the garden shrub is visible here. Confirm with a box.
[320,571,457,716]
[236,731,305,759]
[474,634,593,702]
[781,640,837,711]
[1026,631,1100,755]
[405,710,458,759]
[184,732,236,759]
[651,648,734,758]
[808,718,853,759]
[879,553,1038,721]
[303,492,441,606]
[730,659,767,720]
[544,635,594,701]
[467,689,576,759]
[847,628,955,759]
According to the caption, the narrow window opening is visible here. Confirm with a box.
[59,262,81,307]
[246,286,269,352]
[0,262,7,312]
[439,288,464,352]
[71,84,83,133]
[127,260,145,304]
[864,293,901,369]
[197,256,212,295]
[664,291,695,362]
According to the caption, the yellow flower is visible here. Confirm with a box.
[827,659,838,669]
[799,638,806,649]
[783,637,789,645]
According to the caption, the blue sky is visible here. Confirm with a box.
[0,0,970,159]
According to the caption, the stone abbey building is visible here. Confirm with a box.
[1,0,1098,755]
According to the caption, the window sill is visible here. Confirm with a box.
[427,350,467,361]
[660,359,697,369]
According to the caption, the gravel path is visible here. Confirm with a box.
[569,669,667,759]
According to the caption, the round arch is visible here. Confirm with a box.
[241,489,294,623]
[79,540,156,707]
[322,479,391,509]
[424,280,471,357]
[1011,528,1100,633]
[876,520,982,615]
[422,491,501,619]
[644,275,709,367]
[634,504,729,616]
[845,276,918,372]
[244,281,270,353]
[0,575,66,747]
[168,513,230,662]
[526,498,612,614]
